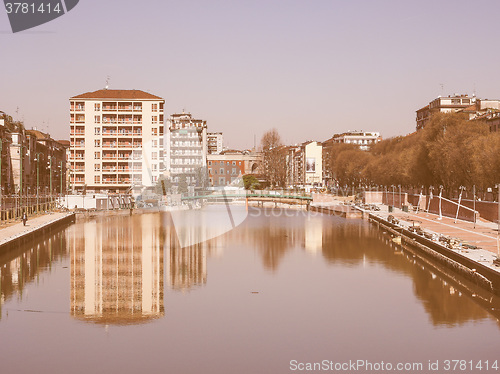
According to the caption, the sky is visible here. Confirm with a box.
[1,0,500,150]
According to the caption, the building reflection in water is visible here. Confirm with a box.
[70,214,164,325]
[304,215,322,254]
[0,231,68,320]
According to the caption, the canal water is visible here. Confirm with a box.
[0,207,499,374]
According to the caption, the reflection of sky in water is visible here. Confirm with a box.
[0,209,499,374]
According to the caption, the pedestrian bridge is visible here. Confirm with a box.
[181,191,312,205]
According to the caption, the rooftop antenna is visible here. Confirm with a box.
[439,83,444,97]
[473,83,476,97]
[105,75,110,90]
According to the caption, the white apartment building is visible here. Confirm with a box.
[416,94,477,130]
[333,131,381,151]
[69,89,165,193]
[166,112,207,185]
[207,132,223,154]
[286,141,323,187]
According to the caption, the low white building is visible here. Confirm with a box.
[332,131,381,151]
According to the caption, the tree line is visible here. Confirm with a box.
[260,113,500,194]
[327,113,500,193]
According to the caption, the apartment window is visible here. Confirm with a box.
[95,115,100,123]
[220,168,224,174]
[94,164,100,171]
[152,103,158,112]
[152,152,158,160]
[152,128,158,135]
[232,161,236,165]
[94,176,100,184]
[94,103,100,111]
[94,152,100,159]
[152,164,157,171]
[219,177,225,185]
[208,161,212,165]
[94,127,100,135]
[95,140,100,147]
[232,168,237,175]
[152,116,158,124]
[152,140,158,148]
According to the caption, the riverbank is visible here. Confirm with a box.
[367,204,500,294]
[0,212,76,251]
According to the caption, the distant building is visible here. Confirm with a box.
[207,150,262,187]
[207,132,223,154]
[486,114,500,132]
[69,89,165,193]
[166,112,207,185]
[460,99,500,132]
[331,131,381,151]
[416,94,477,130]
[286,141,322,187]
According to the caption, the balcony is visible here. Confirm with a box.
[118,143,133,148]
[102,143,117,148]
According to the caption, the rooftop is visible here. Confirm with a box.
[70,89,164,101]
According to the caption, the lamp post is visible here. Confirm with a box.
[48,156,52,208]
[34,153,44,214]
[18,144,29,215]
[0,138,10,220]
[59,161,63,196]
[398,184,402,209]
[391,185,395,209]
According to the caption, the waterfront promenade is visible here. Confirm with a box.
[0,212,75,249]
[373,206,499,256]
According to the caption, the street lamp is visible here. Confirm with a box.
[0,138,11,220]
[59,161,63,196]
[18,144,29,214]
[398,184,402,209]
[391,185,395,209]
[34,153,44,214]
[48,156,53,206]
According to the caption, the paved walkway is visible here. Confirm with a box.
[0,212,74,247]
[374,206,499,254]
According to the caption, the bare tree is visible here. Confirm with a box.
[261,129,287,187]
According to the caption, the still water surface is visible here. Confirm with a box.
[0,207,499,374]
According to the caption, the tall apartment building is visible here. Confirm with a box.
[166,112,207,185]
[207,132,223,154]
[69,89,165,193]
